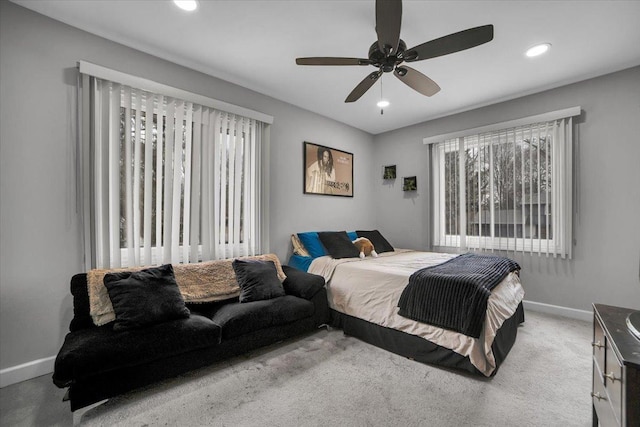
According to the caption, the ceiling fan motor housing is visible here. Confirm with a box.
[369,39,407,72]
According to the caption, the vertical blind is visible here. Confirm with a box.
[82,74,269,269]
[430,115,575,258]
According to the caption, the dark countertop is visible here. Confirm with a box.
[593,303,640,369]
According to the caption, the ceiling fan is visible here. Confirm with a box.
[295,0,494,103]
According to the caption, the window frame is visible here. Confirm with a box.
[79,61,272,270]
[425,107,579,258]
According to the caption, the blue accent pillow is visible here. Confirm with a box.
[296,232,327,258]
[346,231,357,241]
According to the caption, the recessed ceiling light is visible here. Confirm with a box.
[377,100,390,108]
[526,43,551,58]
[174,0,198,12]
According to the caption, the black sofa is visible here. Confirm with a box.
[52,265,328,411]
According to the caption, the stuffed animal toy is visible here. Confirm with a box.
[352,237,378,259]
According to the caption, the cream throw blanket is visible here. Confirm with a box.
[87,254,286,326]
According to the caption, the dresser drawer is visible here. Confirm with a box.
[593,317,606,372]
[605,343,623,424]
[592,364,619,427]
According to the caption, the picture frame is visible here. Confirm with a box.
[304,141,353,197]
[383,165,396,180]
[403,176,417,191]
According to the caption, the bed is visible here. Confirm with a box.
[288,231,525,377]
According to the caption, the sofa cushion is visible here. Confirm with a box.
[70,273,95,332]
[211,295,314,340]
[232,259,286,303]
[53,314,220,387]
[104,264,190,331]
[282,265,325,299]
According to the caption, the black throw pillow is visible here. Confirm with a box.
[318,231,360,259]
[104,264,190,332]
[356,230,394,253]
[232,259,286,303]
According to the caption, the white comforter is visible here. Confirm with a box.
[308,249,525,376]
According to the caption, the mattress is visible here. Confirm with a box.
[308,250,525,376]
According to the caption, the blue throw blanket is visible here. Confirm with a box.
[397,253,520,338]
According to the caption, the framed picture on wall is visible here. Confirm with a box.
[403,176,417,191]
[303,141,353,197]
[383,165,396,179]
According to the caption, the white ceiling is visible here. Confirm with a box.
[12,0,640,135]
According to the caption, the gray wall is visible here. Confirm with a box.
[372,66,640,312]
[0,1,376,371]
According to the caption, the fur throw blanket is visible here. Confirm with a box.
[87,254,286,326]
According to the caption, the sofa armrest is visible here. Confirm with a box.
[282,265,325,300]
[70,274,96,332]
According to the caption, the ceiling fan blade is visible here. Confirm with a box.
[402,25,494,62]
[345,70,382,103]
[375,0,402,55]
[296,57,371,66]
[394,66,440,97]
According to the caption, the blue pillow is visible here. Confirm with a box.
[297,232,327,258]
[346,231,357,241]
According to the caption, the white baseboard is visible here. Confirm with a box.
[523,299,592,322]
[0,356,56,388]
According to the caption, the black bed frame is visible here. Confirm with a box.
[329,302,525,376]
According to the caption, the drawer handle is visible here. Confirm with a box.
[591,341,604,349]
[591,392,607,401]
[604,372,620,382]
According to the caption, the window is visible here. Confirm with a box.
[79,63,271,269]
[427,108,578,258]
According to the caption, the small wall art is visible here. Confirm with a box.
[403,176,417,191]
[383,165,396,180]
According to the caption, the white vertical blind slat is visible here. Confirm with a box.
[132,88,143,266]
[200,108,211,261]
[123,87,134,266]
[226,116,236,255]
[155,96,164,262]
[162,99,175,264]
[143,92,154,265]
[182,102,193,263]
[536,123,542,256]
[109,82,122,268]
[233,117,243,255]
[171,100,184,264]
[215,112,226,258]
[189,105,202,263]
[96,80,110,267]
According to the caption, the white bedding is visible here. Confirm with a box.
[308,249,525,376]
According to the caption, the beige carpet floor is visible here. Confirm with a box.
[0,309,592,426]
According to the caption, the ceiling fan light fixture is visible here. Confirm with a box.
[377,100,390,108]
[526,43,551,57]
[174,0,198,12]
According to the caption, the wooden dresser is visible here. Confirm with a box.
[592,304,640,427]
